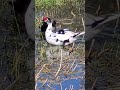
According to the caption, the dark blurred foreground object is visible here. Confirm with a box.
[85,13,120,41]
[9,0,35,41]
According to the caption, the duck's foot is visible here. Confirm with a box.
[62,43,74,55]
[69,48,74,55]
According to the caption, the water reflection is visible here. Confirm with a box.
[36,78,85,90]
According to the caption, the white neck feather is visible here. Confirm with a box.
[45,23,54,38]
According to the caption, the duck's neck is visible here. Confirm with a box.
[45,23,54,38]
[41,22,48,32]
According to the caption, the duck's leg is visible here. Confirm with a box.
[62,39,74,55]
[62,44,65,49]
[69,43,74,55]
[62,39,69,49]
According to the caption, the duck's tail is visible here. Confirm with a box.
[73,31,85,38]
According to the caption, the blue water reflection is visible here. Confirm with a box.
[36,78,85,90]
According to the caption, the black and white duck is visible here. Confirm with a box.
[42,17,85,45]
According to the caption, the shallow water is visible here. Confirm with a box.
[35,27,85,89]
[35,2,85,89]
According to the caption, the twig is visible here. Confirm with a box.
[35,64,46,81]
[5,74,22,90]
[65,58,76,75]
[11,34,32,74]
[82,17,85,31]
[97,41,108,57]
[87,39,95,58]
[113,0,120,34]
[71,11,76,17]
[96,5,101,15]
[97,49,109,57]
[54,49,63,78]
[72,64,78,72]
[41,78,48,87]
[60,83,63,90]
[90,78,97,90]
[115,41,119,58]
[11,0,23,42]
[81,17,85,41]
[116,0,120,12]
[0,77,7,88]
[35,82,37,90]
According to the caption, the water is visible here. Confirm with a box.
[36,78,85,90]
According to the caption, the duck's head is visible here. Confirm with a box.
[41,17,57,34]
[42,17,56,26]
[42,16,51,23]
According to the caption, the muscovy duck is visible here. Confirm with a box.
[85,13,120,41]
[42,17,85,45]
